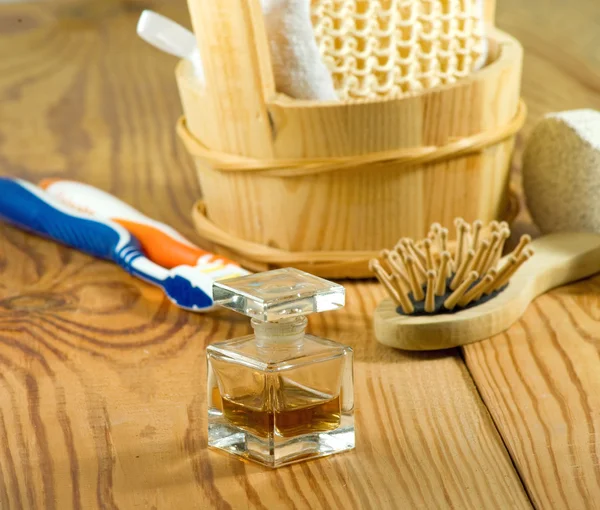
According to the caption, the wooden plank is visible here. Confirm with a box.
[464,276,600,508]
[0,254,532,509]
[0,1,530,508]
[185,0,276,157]
[464,1,600,508]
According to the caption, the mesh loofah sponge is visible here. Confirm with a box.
[311,0,488,100]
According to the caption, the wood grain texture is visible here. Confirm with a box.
[0,228,531,509]
[464,1,600,508]
[185,0,276,157]
[0,0,530,509]
[484,0,496,27]
[0,0,202,245]
[177,27,523,257]
[464,278,600,509]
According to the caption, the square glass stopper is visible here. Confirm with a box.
[213,268,345,322]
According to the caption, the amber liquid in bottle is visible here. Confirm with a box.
[221,392,341,438]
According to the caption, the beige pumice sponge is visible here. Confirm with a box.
[523,109,600,234]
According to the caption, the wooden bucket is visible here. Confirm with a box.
[176,0,524,278]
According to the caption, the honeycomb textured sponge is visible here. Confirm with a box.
[311,0,488,100]
[523,109,600,234]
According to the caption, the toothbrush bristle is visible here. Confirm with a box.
[162,266,215,311]
[370,220,533,316]
[162,274,214,311]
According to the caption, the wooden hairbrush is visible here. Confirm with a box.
[371,219,600,350]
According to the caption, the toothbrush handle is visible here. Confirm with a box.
[0,177,139,264]
[0,178,214,311]
[39,178,240,269]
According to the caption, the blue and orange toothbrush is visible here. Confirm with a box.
[39,178,250,282]
[0,177,214,311]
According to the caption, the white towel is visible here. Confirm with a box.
[260,0,338,101]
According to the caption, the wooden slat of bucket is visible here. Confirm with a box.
[185,0,275,158]
[485,0,497,27]
[264,29,521,159]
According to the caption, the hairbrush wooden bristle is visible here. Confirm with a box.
[370,219,533,316]
[372,229,600,351]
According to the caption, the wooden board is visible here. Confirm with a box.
[464,276,600,509]
[0,1,530,508]
[464,0,600,507]
[0,252,531,508]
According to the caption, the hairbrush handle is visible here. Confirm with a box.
[39,178,247,277]
[0,178,214,311]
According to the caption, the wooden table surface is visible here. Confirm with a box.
[1,0,599,508]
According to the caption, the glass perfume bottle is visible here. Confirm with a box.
[207,268,355,468]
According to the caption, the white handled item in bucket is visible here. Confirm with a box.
[140,4,336,100]
[137,10,205,83]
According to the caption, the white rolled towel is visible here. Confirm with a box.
[260,0,338,101]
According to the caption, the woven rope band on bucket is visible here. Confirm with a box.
[191,187,521,279]
[177,99,526,178]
